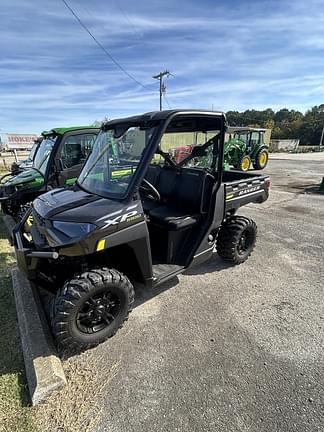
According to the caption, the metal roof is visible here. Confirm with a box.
[42,125,99,136]
[103,109,226,129]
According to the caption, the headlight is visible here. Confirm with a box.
[52,221,96,238]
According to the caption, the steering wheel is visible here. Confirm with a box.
[139,178,161,201]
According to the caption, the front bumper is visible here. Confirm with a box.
[13,208,59,279]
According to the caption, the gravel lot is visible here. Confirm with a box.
[40,153,324,432]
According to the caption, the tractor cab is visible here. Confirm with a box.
[231,127,265,151]
[225,127,269,171]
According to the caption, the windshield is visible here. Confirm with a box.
[33,136,56,174]
[233,131,250,143]
[78,124,157,198]
[27,143,38,161]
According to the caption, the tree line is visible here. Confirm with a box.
[226,104,324,145]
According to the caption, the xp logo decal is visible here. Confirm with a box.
[101,204,142,228]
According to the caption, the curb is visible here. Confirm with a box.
[11,267,67,405]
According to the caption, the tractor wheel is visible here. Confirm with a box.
[253,149,269,170]
[50,268,135,353]
[217,216,257,264]
[238,155,251,172]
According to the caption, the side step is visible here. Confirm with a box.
[152,264,184,286]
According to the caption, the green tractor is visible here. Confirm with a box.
[0,126,99,218]
[224,127,270,171]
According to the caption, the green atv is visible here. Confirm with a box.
[224,127,269,171]
[0,126,99,218]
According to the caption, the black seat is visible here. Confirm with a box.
[149,168,214,231]
[149,205,198,230]
[142,165,177,214]
[145,164,162,187]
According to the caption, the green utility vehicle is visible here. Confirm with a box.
[0,126,99,217]
[11,137,43,175]
[224,127,269,171]
[14,110,270,353]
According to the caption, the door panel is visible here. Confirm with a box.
[56,133,97,186]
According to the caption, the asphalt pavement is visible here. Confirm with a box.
[66,153,324,432]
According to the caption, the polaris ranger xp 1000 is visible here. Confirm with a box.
[14,110,270,352]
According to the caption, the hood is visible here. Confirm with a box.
[33,186,131,225]
[4,169,44,187]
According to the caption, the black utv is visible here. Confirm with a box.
[14,110,270,353]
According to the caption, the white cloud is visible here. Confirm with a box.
[1,0,324,131]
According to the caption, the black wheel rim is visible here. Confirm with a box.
[237,229,254,255]
[76,290,121,334]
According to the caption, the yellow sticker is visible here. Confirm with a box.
[96,239,106,251]
[26,215,34,226]
[111,168,133,177]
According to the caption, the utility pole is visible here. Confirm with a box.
[319,124,324,150]
[152,70,171,111]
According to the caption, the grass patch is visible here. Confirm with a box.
[0,218,36,432]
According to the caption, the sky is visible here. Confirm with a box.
[1,0,324,133]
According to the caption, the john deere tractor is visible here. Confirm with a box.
[224,127,269,171]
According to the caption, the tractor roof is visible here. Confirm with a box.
[42,126,99,137]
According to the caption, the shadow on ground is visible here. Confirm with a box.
[303,185,324,195]
[133,255,231,309]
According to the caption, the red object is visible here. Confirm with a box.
[173,145,193,163]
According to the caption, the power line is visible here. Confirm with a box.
[61,0,147,89]
[114,0,142,38]
[163,94,172,109]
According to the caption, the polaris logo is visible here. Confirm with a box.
[238,185,260,196]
